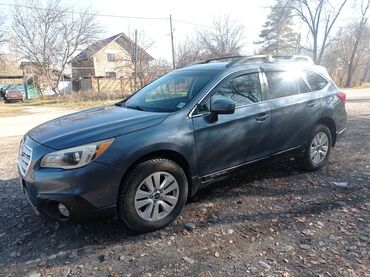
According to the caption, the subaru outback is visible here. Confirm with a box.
[18,55,347,232]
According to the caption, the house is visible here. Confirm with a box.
[70,33,154,80]
[0,55,23,86]
[20,62,72,95]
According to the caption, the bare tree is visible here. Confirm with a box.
[175,16,245,68]
[257,0,299,55]
[0,15,6,62]
[175,36,206,68]
[115,29,154,89]
[145,58,172,82]
[11,0,101,93]
[323,22,370,86]
[343,0,370,87]
[289,0,348,64]
[197,15,245,58]
[0,16,5,44]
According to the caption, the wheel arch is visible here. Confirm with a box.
[119,149,197,198]
[315,117,337,146]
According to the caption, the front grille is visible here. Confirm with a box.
[19,141,32,176]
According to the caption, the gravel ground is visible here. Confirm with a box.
[0,101,369,277]
[0,104,76,137]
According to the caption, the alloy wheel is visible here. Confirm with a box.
[310,132,329,165]
[134,172,179,221]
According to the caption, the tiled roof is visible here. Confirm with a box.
[70,33,154,64]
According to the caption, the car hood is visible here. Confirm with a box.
[28,105,169,149]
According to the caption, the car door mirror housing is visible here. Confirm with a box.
[208,97,236,122]
[210,98,236,115]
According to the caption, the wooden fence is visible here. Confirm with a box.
[76,77,133,94]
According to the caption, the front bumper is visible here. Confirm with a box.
[21,178,117,222]
[19,136,124,222]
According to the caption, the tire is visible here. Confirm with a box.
[297,124,332,171]
[117,158,188,233]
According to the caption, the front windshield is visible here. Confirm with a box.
[124,70,215,112]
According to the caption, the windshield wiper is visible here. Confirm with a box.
[125,105,148,111]
[115,100,125,107]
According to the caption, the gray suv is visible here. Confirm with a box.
[18,55,347,232]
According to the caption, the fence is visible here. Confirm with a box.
[75,77,133,95]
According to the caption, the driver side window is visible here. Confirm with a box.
[197,73,262,113]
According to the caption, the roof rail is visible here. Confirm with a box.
[226,54,315,67]
[201,55,243,64]
[179,56,242,68]
[226,55,274,67]
[180,54,314,69]
[273,55,314,64]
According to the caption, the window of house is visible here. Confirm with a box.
[107,53,116,62]
[25,67,33,74]
[105,72,117,78]
[265,71,300,99]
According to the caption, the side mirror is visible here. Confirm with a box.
[208,97,236,122]
[211,97,236,114]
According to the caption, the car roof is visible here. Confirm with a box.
[176,56,329,78]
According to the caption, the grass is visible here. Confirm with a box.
[23,99,118,109]
[352,82,370,89]
[0,102,27,117]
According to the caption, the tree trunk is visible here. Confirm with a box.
[361,62,370,83]
[345,62,354,87]
[312,35,318,64]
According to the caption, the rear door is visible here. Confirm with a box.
[263,69,322,154]
[192,70,272,177]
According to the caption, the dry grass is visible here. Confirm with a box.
[0,102,27,117]
[352,82,370,89]
[28,90,130,109]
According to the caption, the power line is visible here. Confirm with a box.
[0,2,215,29]
[0,2,168,20]
[172,19,215,29]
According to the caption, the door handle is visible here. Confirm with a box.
[256,113,270,122]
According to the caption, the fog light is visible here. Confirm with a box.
[58,203,70,217]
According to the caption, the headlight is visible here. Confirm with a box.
[40,139,114,169]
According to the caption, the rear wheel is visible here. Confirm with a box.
[297,124,332,171]
[117,158,188,233]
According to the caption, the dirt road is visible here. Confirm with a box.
[344,87,370,101]
[0,105,76,137]
[0,101,369,277]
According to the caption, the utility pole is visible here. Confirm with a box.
[170,15,175,69]
[134,29,138,89]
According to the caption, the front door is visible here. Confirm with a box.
[192,71,272,177]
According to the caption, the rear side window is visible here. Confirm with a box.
[265,71,299,99]
[298,77,311,93]
[212,73,262,107]
[303,70,329,91]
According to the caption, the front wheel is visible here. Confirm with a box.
[297,124,332,171]
[117,158,188,233]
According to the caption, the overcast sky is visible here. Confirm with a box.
[0,0,359,61]
[80,0,274,60]
[1,0,273,60]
